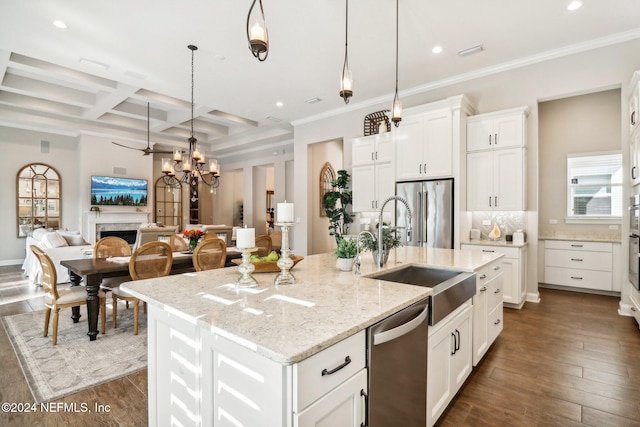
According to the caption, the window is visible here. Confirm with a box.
[567,152,622,222]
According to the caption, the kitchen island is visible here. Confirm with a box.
[122,246,503,426]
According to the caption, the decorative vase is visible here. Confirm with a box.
[372,250,390,266]
[336,257,355,272]
[188,238,200,253]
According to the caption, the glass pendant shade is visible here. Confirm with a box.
[247,0,269,61]
[339,0,352,104]
[392,92,402,127]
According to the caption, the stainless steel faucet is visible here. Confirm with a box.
[353,230,375,275]
[376,196,413,267]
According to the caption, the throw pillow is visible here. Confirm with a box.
[58,231,85,246]
[41,231,69,248]
[32,228,48,241]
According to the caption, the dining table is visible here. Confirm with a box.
[61,248,241,341]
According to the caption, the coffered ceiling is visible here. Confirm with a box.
[1,0,639,159]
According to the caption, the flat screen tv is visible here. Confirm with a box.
[90,175,148,206]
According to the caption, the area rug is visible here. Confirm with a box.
[1,303,147,403]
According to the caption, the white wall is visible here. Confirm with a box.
[0,131,153,264]
[292,38,640,305]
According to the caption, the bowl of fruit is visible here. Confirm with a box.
[232,251,304,273]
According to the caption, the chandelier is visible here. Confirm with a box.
[162,45,220,197]
[246,0,269,61]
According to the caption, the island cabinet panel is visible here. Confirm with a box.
[471,259,504,366]
[427,301,473,427]
[146,304,367,427]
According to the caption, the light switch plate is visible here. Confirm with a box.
[549,219,558,224]
[609,225,619,230]
[482,220,491,226]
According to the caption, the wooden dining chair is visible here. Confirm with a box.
[255,234,272,257]
[192,238,227,271]
[111,241,172,335]
[169,234,188,252]
[31,246,106,345]
[94,236,132,259]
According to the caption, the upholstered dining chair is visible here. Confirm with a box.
[31,246,106,345]
[111,241,172,335]
[255,234,272,257]
[94,236,133,299]
[192,238,227,271]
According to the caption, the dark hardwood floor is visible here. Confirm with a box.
[1,265,639,426]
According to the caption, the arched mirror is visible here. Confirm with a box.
[155,176,182,229]
[319,162,336,216]
[17,163,61,237]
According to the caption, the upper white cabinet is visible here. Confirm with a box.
[352,133,395,212]
[467,107,527,152]
[466,107,528,211]
[395,109,453,180]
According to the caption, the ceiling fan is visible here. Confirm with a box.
[112,102,174,156]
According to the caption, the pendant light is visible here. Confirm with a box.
[391,0,402,127]
[247,0,269,61]
[339,0,353,104]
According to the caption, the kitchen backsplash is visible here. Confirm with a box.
[471,211,527,240]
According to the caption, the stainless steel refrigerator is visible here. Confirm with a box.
[395,178,454,249]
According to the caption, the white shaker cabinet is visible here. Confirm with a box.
[147,304,368,427]
[467,107,527,152]
[395,109,453,181]
[543,240,613,291]
[467,148,526,211]
[461,244,527,309]
[427,301,473,427]
[469,258,503,366]
[351,133,395,212]
[631,126,640,186]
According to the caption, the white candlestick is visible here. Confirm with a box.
[277,201,294,222]
[236,227,255,249]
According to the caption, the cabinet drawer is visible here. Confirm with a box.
[488,303,503,345]
[544,266,612,291]
[544,240,612,252]
[488,273,504,310]
[293,330,366,412]
[462,244,519,259]
[544,249,612,271]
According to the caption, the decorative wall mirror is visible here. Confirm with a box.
[319,162,336,217]
[154,176,182,229]
[16,163,61,237]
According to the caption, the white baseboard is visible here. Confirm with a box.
[526,291,541,303]
[0,259,24,267]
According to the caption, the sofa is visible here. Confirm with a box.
[22,228,93,285]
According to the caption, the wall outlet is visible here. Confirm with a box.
[482,220,491,226]
[609,225,619,230]
[549,219,558,224]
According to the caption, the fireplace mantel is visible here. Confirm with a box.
[83,211,150,244]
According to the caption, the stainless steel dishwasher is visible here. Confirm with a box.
[366,297,429,427]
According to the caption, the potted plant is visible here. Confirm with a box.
[359,223,402,265]
[322,170,354,244]
[334,236,358,271]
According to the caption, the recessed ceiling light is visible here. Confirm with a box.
[432,46,443,54]
[276,101,284,107]
[53,20,67,29]
[567,1,582,11]
[78,57,110,70]
[458,45,484,57]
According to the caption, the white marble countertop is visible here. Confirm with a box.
[460,239,528,248]
[122,247,502,365]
